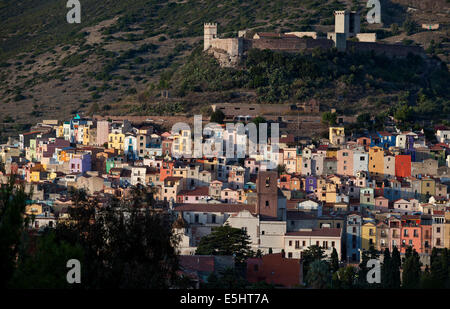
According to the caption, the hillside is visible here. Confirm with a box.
[0,0,449,140]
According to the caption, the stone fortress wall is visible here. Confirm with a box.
[203,9,425,66]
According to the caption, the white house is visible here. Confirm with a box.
[284,228,342,259]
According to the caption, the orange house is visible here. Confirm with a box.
[368,146,384,177]
[290,176,301,191]
[278,174,291,190]
[160,161,174,182]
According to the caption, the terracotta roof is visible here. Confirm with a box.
[179,255,215,273]
[178,186,210,196]
[174,203,256,213]
[286,211,317,220]
[285,228,341,237]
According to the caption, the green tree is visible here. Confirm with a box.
[429,248,449,288]
[332,266,357,289]
[306,260,331,289]
[394,104,413,123]
[381,248,394,288]
[210,109,225,124]
[195,224,253,264]
[391,23,399,35]
[322,112,337,126]
[0,177,29,288]
[402,17,417,35]
[330,247,339,273]
[9,231,84,288]
[56,197,180,288]
[392,246,401,288]
[402,248,422,289]
[277,164,287,175]
[302,245,327,279]
[203,268,248,289]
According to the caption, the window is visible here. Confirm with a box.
[265,177,270,187]
[289,241,292,247]
[265,200,269,207]
[295,241,300,249]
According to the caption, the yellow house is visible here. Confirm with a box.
[237,189,247,203]
[445,212,450,249]
[26,204,43,216]
[325,182,338,204]
[369,146,384,177]
[172,129,191,156]
[421,177,436,197]
[326,147,338,159]
[329,127,345,145]
[30,171,41,182]
[296,155,302,174]
[108,132,125,153]
[361,221,377,251]
[316,178,327,202]
[48,171,58,180]
[56,125,64,138]
[82,125,91,145]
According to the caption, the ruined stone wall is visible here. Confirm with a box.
[347,41,425,57]
[210,38,243,57]
[249,37,333,52]
[356,33,377,42]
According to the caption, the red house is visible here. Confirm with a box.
[246,253,302,287]
[395,155,411,178]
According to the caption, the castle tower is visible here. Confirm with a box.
[334,10,360,38]
[204,23,218,51]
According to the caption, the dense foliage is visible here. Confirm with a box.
[168,47,450,120]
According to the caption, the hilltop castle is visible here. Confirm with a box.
[204,10,424,67]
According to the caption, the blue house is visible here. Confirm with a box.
[370,131,396,149]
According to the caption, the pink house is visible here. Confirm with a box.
[337,149,354,176]
[96,120,110,146]
[221,188,239,203]
[209,180,223,199]
[374,196,389,210]
[245,158,259,175]
[177,187,210,204]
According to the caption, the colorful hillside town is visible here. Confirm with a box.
[1,113,450,288]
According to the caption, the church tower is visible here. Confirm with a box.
[256,171,280,219]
